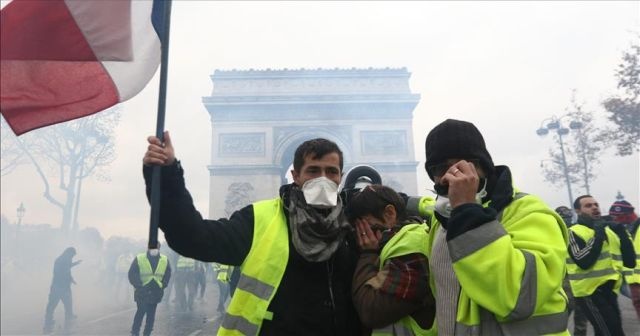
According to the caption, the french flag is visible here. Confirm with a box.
[0,0,168,135]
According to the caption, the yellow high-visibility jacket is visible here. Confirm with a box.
[411,189,569,335]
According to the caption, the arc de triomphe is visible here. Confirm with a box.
[202,67,421,218]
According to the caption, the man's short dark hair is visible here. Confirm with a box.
[293,138,343,173]
[573,195,593,210]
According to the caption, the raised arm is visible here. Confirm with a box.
[142,131,253,266]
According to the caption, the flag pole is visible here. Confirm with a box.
[149,0,172,249]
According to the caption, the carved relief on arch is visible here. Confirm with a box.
[224,182,255,216]
[272,127,353,169]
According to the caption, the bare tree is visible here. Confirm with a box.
[11,109,120,232]
[1,117,27,176]
[541,93,605,196]
[601,37,640,156]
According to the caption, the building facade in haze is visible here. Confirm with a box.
[202,67,421,218]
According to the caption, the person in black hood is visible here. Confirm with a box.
[43,247,81,334]
[405,119,570,335]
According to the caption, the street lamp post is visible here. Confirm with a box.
[16,202,25,226]
[570,121,590,194]
[16,202,25,237]
[536,115,583,207]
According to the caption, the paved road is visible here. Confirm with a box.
[1,283,227,336]
[567,295,638,336]
[2,283,638,335]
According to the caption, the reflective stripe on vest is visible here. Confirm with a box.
[136,253,168,288]
[566,225,621,297]
[372,223,432,336]
[219,198,288,336]
[454,309,568,336]
[450,192,540,323]
[439,191,569,335]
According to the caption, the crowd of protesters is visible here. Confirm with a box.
[142,119,638,335]
[1,118,637,335]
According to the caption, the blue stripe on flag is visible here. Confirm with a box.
[151,0,168,41]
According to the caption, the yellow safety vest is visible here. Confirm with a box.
[217,264,232,282]
[177,256,195,270]
[419,191,569,335]
[117,254,132,273]
[623,227,640,285]
[372,223,434,336]
[136,253,168,288]
[219,198,288,336]
[566,225,622,297]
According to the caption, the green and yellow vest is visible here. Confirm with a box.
[218,198,288,336]
[624,228,640,284]
[136,253,168,288]
[415,191,569,335]
[566,225,622,297]
[372,223,434,336]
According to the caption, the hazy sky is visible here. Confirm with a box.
[1,1,639,240]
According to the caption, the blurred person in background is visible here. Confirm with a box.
[567,195,636,335]
[213,263,232,314]
[555,205,589,336]
[162,247,179,305]
[43,247,81,334]
[128,243,171,336]
[609,199,640,319]
[116,251,134,302]
[195,261,207,302]
[175,255,197,312]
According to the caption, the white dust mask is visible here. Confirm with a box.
[475,178,488,204]
[302,176,339,209]
[148,249,159,257]
[434,178,487,218]
[434,195,453,218]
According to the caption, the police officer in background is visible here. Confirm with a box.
[128,243,171,336]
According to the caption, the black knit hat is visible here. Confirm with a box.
[424,119,495,180]
[609,200,634,215]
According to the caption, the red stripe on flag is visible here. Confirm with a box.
[0,60,118,135]
[0,0,97,61]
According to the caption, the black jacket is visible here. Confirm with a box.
[143,161,362,335]
[568,214,636,270]
[50,250,80,290]
[128,252,172,304]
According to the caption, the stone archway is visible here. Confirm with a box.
[203,68,421,218]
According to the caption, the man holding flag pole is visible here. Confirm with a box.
[143,134,364,335]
